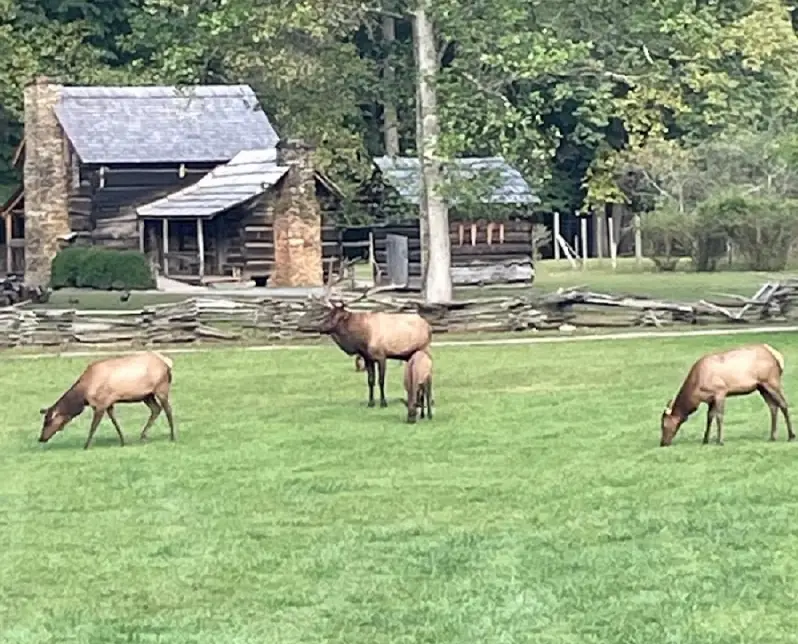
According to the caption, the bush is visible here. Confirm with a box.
[695,194,798,271]
[723,196,798,271]
[639,207,694,271]
[692,198,732,272]
[50,247,155,290]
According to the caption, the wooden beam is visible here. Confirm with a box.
[608,216,617,270]
[580,216,588,270]
[215,219,224,274]
[5,214,11,274]
[553,212,561,260]
[162,218,169,277]
[138,219,145,254]
[634,214,642,266]
[197,217,205,279]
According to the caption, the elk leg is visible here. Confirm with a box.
[703,402,715,444]
[426,381,433,420]
[419,387,426,419]
[139,395,162,441]
[156,394,177,441]
[714,396,726,445]
[84,408,106,450]
[105,406,125,447]
[377,359,388,407]
[365,359,376,407]
[762,383,795,441]
[758,387,780,441]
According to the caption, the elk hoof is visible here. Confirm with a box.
[380,400,388,408]
[140,435,149,442]
[367,400,376,408]
[789,435,796,442]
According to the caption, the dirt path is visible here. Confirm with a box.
[5,325,798,361]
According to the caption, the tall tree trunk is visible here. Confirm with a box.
[412,13,429,285]
[382,15,400,157]
[412,1,452,303]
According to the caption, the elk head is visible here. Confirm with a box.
[310,284,398,334]
[659,399,684,447]
[38,404,71,443]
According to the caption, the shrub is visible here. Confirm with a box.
[695,194,798,271]
[50,247,155,290]
[639,207,694,271]
[723,196,798,271]
[692,198,732,272]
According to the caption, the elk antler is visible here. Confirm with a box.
[343,283,400,306]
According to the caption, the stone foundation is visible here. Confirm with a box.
[23,77,71,288]
[268,139,323,287]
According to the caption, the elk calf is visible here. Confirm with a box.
[403,349,433,423]
[660,343,793,447]
[38,351,176,450]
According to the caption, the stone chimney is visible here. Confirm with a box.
[269,138,323,287]
[23,76,71,288]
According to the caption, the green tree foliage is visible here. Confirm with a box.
[2,0,798,218]
[627,126,798,271]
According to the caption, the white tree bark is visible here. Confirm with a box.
[412,0,452,303]
[382,15,400,157]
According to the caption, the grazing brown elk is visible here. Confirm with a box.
[660,343,793,447]
[38,351,176,450]
[403,349,433,423]
[307,286,432,407]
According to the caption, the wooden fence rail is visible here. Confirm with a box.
[0,278,796,349]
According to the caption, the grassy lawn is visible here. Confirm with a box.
[527,258,778,300]
[3,331,798,642]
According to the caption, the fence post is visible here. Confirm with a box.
[634,214,642,267]
[580,216,588,270]
[553,212,561,260]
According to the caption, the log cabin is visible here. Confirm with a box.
[0,76,343,288]
[362,155,541,287]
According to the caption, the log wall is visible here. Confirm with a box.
[370,219,534,285]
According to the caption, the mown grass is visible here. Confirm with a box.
[3,331,798,642]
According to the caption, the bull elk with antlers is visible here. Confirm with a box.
[307,285,433,408]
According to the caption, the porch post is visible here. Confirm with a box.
[162,218,169,277]
[5,215,11,274]
[138,218,145,253]
[197,217,205,279]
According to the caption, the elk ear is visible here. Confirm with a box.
[39,407,47,415]
[400,398,408,408]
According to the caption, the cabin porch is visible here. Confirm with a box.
[0,188,26,275]
[140,210,253,284]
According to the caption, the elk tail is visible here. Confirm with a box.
[763,344,785,374]
[151,351,174,372]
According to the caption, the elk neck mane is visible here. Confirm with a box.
[53,379,88,419]
[670,368,700,419]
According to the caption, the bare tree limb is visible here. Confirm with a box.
[361,5,406,20]
[456,70,513,108]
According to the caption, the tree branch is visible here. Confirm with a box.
[455,70,513,108]
[361,6,406,20]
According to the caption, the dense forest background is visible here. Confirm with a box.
[3,0,798,234]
